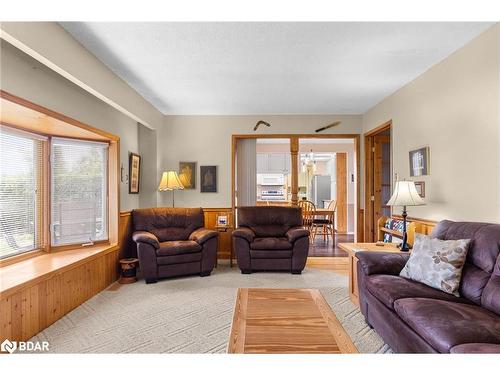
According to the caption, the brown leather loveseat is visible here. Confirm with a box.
[356,220,500,353]
[232,206,310,274]
[132,207,218,283]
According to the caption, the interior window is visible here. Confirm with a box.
[51,138,108,246]
[0,126,44,259]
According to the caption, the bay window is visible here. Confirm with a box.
[0,92,119,264]
[0,125,110,259]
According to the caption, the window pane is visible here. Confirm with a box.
[51,138,108,246]
[0,127,43,259]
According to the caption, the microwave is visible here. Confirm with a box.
[258,174,285,186]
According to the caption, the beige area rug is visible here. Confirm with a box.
[31,266,392,353]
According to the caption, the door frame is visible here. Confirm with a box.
[364,120,392,242]
[231,133,361,241]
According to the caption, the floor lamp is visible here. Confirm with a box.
[387,180,425,251]
[158,171,184,207]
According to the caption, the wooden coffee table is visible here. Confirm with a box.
[227,288,358,354]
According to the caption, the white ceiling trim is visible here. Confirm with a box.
[0,28,155,129]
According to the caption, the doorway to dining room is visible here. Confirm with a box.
[297,138,355,256]
[231,134,359,258]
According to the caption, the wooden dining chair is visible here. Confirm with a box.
[313,199,337,244]
[297,200,316,243]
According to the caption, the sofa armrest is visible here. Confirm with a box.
[355,251,409,276]
[132,231,160,249]
[232,227,255,243]
[189,227,218,244]
[286,226,310,243]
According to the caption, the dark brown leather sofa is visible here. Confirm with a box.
[232,206,310,274]
[132,207,218,283]
[356,220,500,353]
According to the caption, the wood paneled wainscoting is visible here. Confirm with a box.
[0,246,120,342]
[392,215,437,236]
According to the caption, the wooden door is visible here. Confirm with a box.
[373,135,391,230]
[336,153,347,233]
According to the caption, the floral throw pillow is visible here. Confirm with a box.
[400,233,471,296]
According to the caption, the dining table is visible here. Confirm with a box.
[314,208,335,216]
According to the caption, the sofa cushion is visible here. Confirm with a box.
[431,220,500,304]
[250,237,293,250]
[250,250,293,259]
[365,274,472,310]
[400,233,470,296]
[238,206,302,237]
[156,240,202,256]
[132,207,204,241]
[394,298,500,353]
[482,255,500,315]
[156,252,202,265]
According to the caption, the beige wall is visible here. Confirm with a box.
[0,40,156,211]
[158,115,363,208]
[363,24,500,223]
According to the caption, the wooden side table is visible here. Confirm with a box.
[215,225,234,267]
[119,258,139,284]
[338,242,402,306]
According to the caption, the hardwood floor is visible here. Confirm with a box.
[228,288,358,354]
[309,233,353,257]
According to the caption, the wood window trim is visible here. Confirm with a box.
[49,239,111,253]
[0,249,46,267]
[0,90,120,267]
[231,133,361,241]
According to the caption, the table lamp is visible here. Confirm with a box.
[158,171,184,207]
[387,180,425,251]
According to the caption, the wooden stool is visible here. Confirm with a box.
[119,258,139,284]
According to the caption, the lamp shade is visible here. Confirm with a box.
[387,180,425,207]
[158,171,184,191]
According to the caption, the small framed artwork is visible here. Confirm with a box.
[409,146,430,177]
[179,162,196,189]
[414,181,425,198]
[217,215,228,226]
[129,153,141,194]
[200,165,217,193]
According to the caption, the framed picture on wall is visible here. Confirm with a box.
[217,215,228,226]
[409,146,430,177]
[179,161,196,189]
[200,166,217,193]
[414,181,425,198]
[129,153,141,194]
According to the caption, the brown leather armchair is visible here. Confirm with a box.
[232,206,310,274]
[132,207,218,283]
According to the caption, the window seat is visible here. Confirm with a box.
[0,244,118,298]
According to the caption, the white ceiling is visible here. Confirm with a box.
[60,22,494,115]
